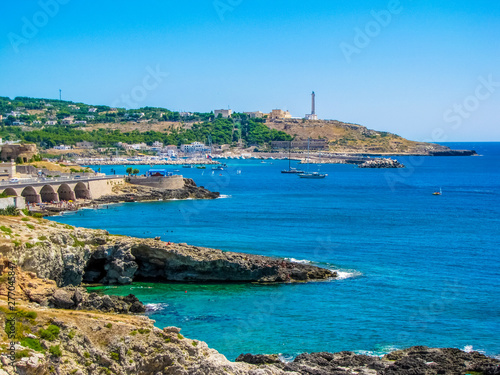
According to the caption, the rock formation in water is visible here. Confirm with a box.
[358,158,405,169]
[0,217,335,287]
[237,348,500,375]
[93,178,220,204]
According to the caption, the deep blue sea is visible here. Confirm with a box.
[51,142,500,360]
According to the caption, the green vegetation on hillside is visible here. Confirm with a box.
[0,96,291,147]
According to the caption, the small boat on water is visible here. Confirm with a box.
[182,164,193,168]
[212,166,224,171]
[299,172,328,179]
[433,188,442,195]
[298,138,327,179]
[197,165,206,169]
[282,167,305,174]
[282,141,304,174]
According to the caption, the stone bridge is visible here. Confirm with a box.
[0,176,124,204]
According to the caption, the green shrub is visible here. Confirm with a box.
[20,337,44,352]
[21,217,30,221]
[0,206,19,216]
[15,349,31,359]
[32,213,43,218]
[39,324,60,341]
[83,351,90,358]
[110,351,120,361]
[38,235,47,241]
[68,330,75,339]
[105,323,112,329]
[25,243,35,249]
[177,333,184,340]
[17,309,37,320]
[0,226,13,234]
[130,330,138,336]
[138,328,150,334]
[49,345,62,357]
[192,341,198,346]
[26,224,35,229]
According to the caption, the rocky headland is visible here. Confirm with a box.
[0,217,335,287]
[93,178,220,204]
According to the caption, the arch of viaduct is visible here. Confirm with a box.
[1,177,124,204]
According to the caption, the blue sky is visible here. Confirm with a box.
[1,0,499,141]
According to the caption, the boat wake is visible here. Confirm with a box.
[218,194,232,199]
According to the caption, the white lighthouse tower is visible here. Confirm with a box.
[305,91,318,120]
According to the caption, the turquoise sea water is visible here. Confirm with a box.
[51,142,500,360]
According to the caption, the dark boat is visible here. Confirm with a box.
[281,141,305,174]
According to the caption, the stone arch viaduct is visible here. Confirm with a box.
[1,176,124,204]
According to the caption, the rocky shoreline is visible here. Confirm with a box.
[0,262,499,375]
[93,178,220,204]
[0,217,498,374]
[0,217,335,287]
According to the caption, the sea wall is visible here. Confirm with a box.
[128,175,185,190]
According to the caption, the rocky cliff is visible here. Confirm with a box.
[0,265,498,375]
[0,217,335,287]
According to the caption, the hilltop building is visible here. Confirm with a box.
[214,109,232,118]
[244,111,265,119]
[270,109,292,120]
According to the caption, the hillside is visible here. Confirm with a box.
[266,119,449,154]
[1,96,464,155]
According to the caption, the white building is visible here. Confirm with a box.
[53,145,71,150]
[131,143,147,150]
[88,107,97,113]
[152,141,163,148]
[46,120,57,125]
[62,118,73,125]
[76,141,94,149]
[74,120,87,125]
[181,142,208,153]
[244,111,265,118]
[214,109,232,118]
[33,120,42,125]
